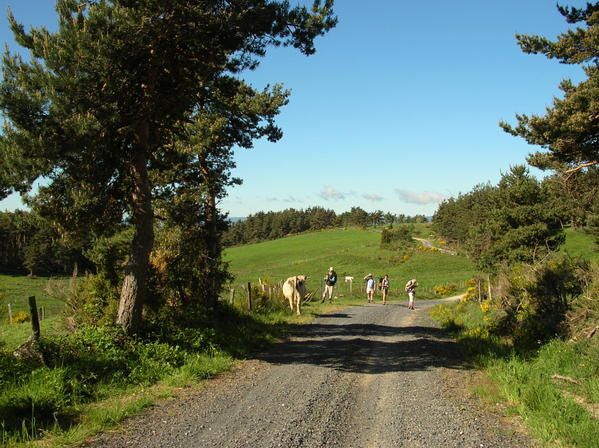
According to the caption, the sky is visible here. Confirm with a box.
[0,0,589,217]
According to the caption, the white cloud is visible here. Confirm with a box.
[266,195,300,203]
[395,189,447,205]
[362,193,384,202]
[319,186,346,200]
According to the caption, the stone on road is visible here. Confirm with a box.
[85,301,531,448]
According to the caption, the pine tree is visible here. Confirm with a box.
[501,3,599,174]
[0,0,336,334]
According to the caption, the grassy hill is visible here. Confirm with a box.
[224,227,476,299]
[562,227,599,263]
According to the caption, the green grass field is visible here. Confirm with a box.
[562,227,599,263]
[224,227,476,300]
[0,275,67,315]
[0,275,69,349]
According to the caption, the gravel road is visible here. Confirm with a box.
[84,300,532,448]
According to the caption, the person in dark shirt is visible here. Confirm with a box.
[321,266,337,302]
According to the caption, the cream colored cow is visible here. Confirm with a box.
[282,275,308,315]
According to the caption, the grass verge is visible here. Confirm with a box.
[0,297,353,447]
[430,301,599,448]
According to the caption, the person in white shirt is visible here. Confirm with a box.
[365,273,375,303]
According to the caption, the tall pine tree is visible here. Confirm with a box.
[0,0,336,334]
[501,3,599,174]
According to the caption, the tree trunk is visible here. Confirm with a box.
[200,152,220,313]
[117,143,154,335]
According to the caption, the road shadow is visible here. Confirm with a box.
[258,322,466,374]
[313,313,353,318]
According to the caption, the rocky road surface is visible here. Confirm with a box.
[84,300,532,448]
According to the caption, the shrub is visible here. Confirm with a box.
[11,311,30,324]
[496,254,588,346]
[566,265,599,340]
[128,342,186,385]
[45,274,119,327]
[434,283,457,297]
[85,228,134,286]
[250,285,289,314]
[380,226,414,250]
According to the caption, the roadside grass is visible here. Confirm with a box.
[224,227,475,300]
[562,227,599,263]
[0,315,66,351]
[430,301,599,447]
[0,297,355,447]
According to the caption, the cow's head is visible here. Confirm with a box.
[295,275,308,293]
[295,275,307,285]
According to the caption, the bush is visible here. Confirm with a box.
[11,311,30,324]
[85,228,134,286]
[128,342,186,385]
[250,286,290,314]
[380,226,414,250]
[496,254,588,346]
[45,274,119,327]
[566,265,599,340]
[434,283,457,297]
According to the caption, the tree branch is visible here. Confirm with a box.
[565,160,599,179]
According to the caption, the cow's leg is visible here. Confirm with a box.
[296,294,301,315]
[288,297,294,311]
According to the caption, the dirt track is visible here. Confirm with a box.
[85,300,531,448]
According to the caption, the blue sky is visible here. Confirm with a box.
[0,1,588,217]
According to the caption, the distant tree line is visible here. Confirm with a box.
[0,206,427,274]
[0,210,93,276]
[223,207,428,246]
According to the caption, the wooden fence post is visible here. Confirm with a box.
[7,303,12,324]
[247,282,252,312]
[28,296,41,341]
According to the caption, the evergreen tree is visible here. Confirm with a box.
[501,3,599,174]
[0,0,336,334]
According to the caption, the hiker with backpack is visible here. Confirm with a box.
[405,278,418,310]
[380,274,390,305]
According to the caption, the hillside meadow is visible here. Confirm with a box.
[224,226,476,300]
[2,225,595,350]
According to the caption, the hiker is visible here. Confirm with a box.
[321,266,337,302]
[381,274,390,305]
[364,273,375,303]
[405,278,418,310]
